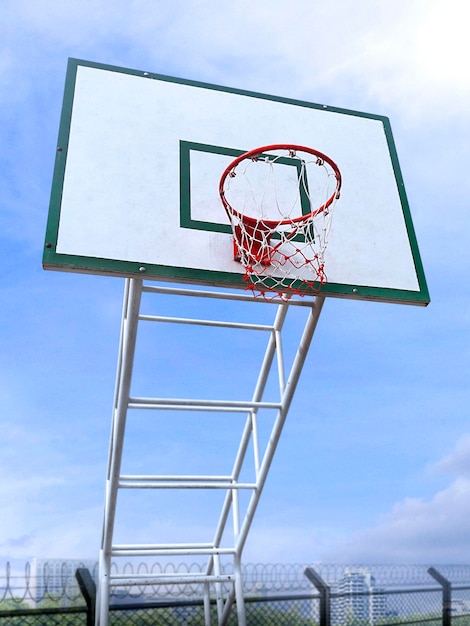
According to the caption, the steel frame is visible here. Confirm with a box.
[96,278,324,625]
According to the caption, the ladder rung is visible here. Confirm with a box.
[109,573,235,586]
[120,474,232,481]
[111,545,236,557]
[128,396,282,411]
[118,475,257,490]
[139,313,274,332]
[141,282,312,306]
[141,283,272,302]
[127,403,253,413]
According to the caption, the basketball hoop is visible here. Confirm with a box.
[219,144,342,299]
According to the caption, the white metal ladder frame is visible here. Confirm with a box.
[96,278,324,625]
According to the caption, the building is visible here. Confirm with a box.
[30,558,96,606]
[334,568,387,624]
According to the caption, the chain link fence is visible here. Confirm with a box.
[2,562,470,625]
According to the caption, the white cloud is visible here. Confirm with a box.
[0,465,103,559]
[2,0,469,121]
[432,436,470,479]
[322,438,470,563]
[244,520,345,564]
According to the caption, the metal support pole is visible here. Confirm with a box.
[305,567,331,626]
[76,568,96,626]
[428,567,452,626]
[97,278,143,626]
[95,281,324,626]
[235,297,325,556]
[219,297,325,625]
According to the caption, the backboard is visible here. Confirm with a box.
[43,59,429,305]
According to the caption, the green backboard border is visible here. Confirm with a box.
[43,58,430,306]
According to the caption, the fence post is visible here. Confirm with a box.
[305,567,331,626]
[76,567,96,626]
[428,567,452,626]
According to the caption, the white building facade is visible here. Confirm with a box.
[30,558,96,606]
[334,568,387,625]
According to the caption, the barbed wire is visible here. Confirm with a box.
[2,561,470,605]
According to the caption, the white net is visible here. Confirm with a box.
[219,144,342,299]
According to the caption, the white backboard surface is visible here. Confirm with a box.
[43,59,429,305]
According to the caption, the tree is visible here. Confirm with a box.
[0,597,31,611]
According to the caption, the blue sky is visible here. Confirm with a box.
[1,0,470,567]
